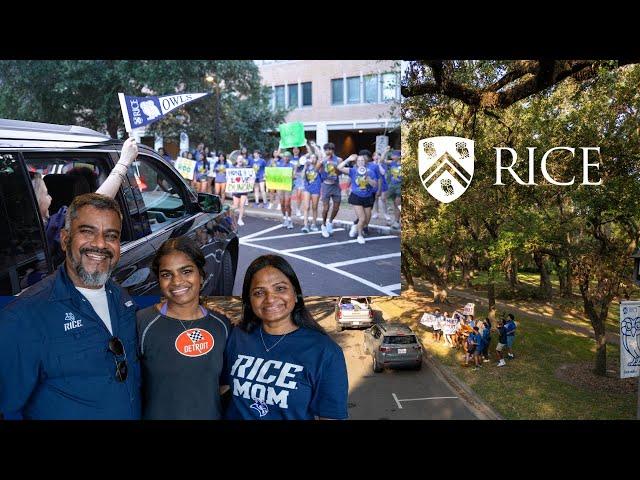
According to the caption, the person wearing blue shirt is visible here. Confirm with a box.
[347,149,381,238]
[481,319,492,362]
[496,318,509,367]
[222,255,348,420]
[466,327,482,370]
[249,150,268,208]
[300,140,324,234]
[276,151,295,229]
[505,313,517,359]
[337,154,378,245]
[319,143,343,238]
[0,193,141,419]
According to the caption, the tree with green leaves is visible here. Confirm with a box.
[402,60,640,375]
[0,60,287,153]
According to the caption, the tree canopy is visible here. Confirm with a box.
[402,60,640,375]
[0,60,286,152]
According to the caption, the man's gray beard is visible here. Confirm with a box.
[69,250,114,287]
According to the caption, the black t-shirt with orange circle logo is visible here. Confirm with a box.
[136,305,231,419]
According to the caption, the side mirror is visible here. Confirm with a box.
[198,192,222,214]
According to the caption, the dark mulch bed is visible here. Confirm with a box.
[555,361,638,395]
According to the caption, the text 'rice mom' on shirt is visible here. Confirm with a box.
[229,355,304,409]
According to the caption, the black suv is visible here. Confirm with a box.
[0,119,238,296]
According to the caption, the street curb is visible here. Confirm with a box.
[420,349,504,420]
[373,299,503,420]
[242,207,399,235]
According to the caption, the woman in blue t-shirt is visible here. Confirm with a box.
[300,141,323,233]
[213,152,232,200]
[249,150,268,208]
[336,154,378,244]
[222,255,349,420]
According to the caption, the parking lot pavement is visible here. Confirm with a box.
[233,216,401,296]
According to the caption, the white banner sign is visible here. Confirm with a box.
[620,301,640,379]
[420,313,436,328]
[463,303,475,316]
[174,157,196,181]
[442,316,459,335]
[375,135,389,154]
[226,168,256,193]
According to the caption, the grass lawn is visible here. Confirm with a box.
[378,294,638,420]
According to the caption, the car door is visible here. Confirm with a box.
[0,152,49,295]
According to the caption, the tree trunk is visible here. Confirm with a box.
[433,283,449,304]
[508,254,518,289]
[534,251,553,300]
[564,261,574,297]
[462,261,472,288]
[555,258,566,294]
[582,294,609,376]
[401,254,414,290]
[487,281,496,321]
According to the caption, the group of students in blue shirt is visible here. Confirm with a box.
[429,308,517,369]
[0,191,348,420]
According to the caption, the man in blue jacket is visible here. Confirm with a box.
[0,193,141,419]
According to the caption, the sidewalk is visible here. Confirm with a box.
[227,194,401,235]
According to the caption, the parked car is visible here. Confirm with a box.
[363,323,423,372]
[0,119,239,297]
[335,296,374,331]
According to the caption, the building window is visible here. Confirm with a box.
[288,83,298,109]
[364,74,378,103]
[382,72,398,101]
[331,79,344,105]
[347,76,360,104]
[302,82,312,106]
[274,85,285,109]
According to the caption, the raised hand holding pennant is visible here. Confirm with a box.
[118,92,210,133]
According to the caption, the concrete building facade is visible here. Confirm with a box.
[256,60,401,158]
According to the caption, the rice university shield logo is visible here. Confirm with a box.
[418,136,474,203]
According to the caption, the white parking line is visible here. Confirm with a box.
[240,224,284,241]
[241,240,399,296]
[381,283,401,292]
[283,235,398,253]
[247,228,345,242]
[328,253,401,268]
[393,394,459,409]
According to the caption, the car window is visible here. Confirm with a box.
[129,155,187,233]
[0,153,48,294]
[383,335,417,345]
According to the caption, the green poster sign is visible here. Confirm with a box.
[278,122,306,149]
[265,167,293,191]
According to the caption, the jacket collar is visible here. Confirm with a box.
[48,263,119,302]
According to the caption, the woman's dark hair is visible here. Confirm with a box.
[152,236,206,282]
[240,255,325,335]
[217,152,227,163]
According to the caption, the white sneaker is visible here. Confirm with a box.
[286,219,293,229]
[385,214,391,221]
[321,225,329,238]
[357,235,365,244]
[237,219,245,226]
[349,223,358,238]
[301,225,309,233]
[266,203,272,209]
[497,360,506,367]
[310,223,319,232]
[282,218,288,227]
[326,222,334,235]
[372,213,378,219]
